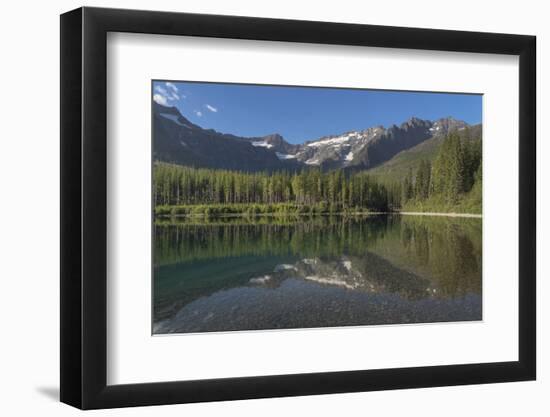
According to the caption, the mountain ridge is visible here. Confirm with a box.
[366,123,482,183]
[153,102,475,173]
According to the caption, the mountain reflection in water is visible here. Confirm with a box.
[153,215,481,334]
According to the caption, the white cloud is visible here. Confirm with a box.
[153,82,183,104]
[165,82,178,92]
[205,104,218,113]
[194,110,203,117]
[153,93,168,106]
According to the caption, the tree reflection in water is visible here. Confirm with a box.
[153,215,482,333]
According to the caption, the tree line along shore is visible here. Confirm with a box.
[154,132,482,217]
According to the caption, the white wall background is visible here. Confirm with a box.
[0,0,546,415]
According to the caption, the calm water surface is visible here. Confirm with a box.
[153,215,481,334]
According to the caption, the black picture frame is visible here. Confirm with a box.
[60,6,536,410]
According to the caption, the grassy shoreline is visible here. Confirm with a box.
[154,203,481,219]
[154,202,373,218]
[399,211,482,218]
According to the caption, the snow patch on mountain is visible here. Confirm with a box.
[305,157,321,165]
[307,133,358,148]
[275,152,297,160]
[251,141,274,149]
[160,113,192,128]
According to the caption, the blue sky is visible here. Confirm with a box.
[153,80,482,144]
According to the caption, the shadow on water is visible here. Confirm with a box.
[153,214,482,334]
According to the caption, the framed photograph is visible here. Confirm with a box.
[60,7,536,409]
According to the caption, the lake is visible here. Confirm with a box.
[153,214,482,334]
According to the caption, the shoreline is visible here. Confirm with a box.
[398,211,482,218]
[155,211,482,219]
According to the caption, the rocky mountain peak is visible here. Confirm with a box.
[431,116,468,135]
[401,117,432,131]
[153,103,471,172]
[154,102,197,129]
[260,133,286,146]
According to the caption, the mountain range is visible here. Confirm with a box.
[153,102,480,176]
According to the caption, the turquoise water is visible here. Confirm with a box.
[153,215,482,334]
